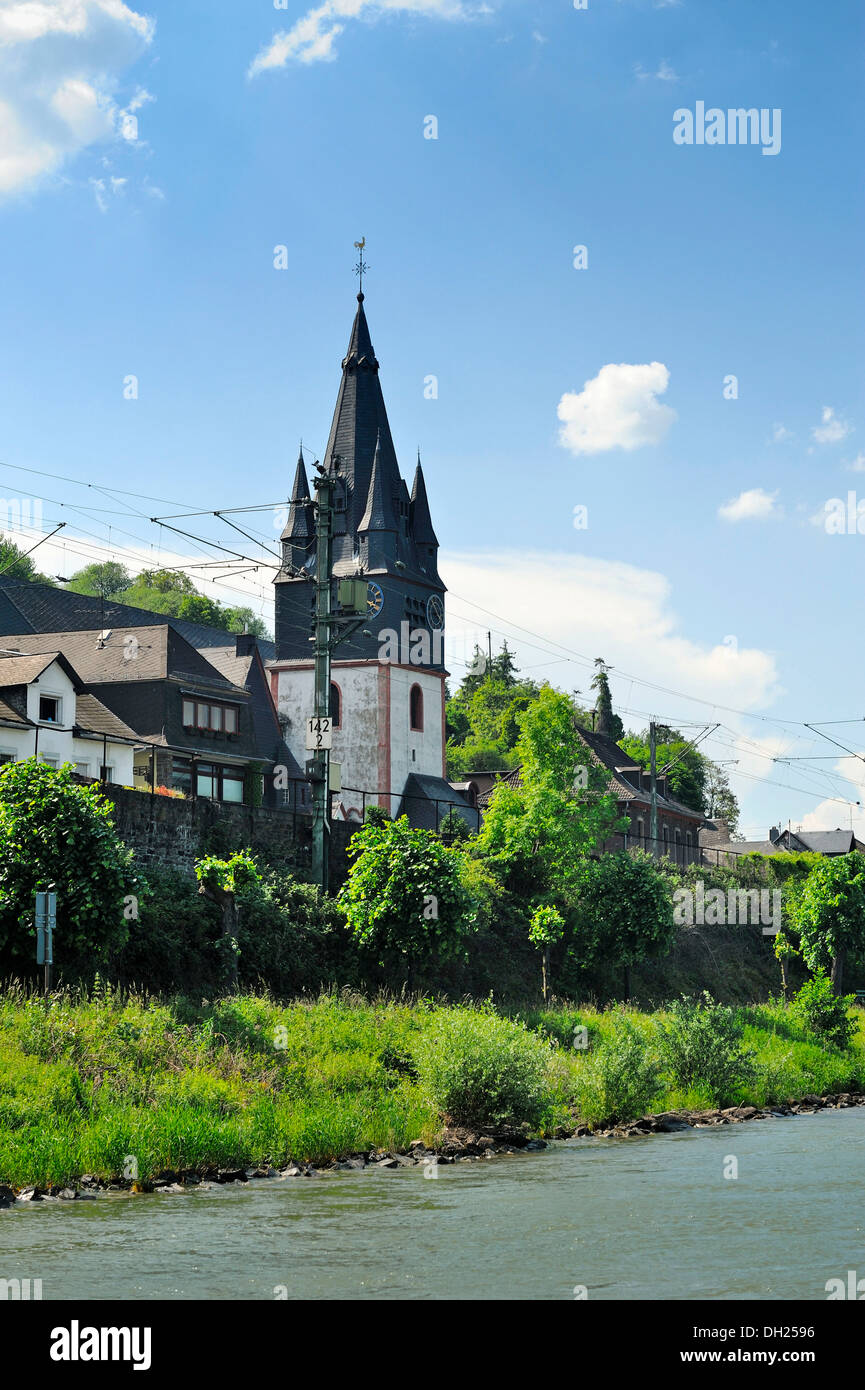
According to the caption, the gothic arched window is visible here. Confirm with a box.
[410,684,424,732]
[329,682,342,729]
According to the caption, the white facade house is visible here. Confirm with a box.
[0,651,138,784]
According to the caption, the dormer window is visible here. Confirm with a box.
[39,695,61,724]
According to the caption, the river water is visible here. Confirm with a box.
[2,1108,863,1300]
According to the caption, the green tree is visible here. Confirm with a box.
[0,537,55,586]
[528,904,565,1003]
[65,561,131,600]
[478,686,625,900]
[788,851,865,993]
[570,851,675,997]
[194,850,261,992]
[0,760,135,966]
[703,761,741,836]
[121,570,271,640]
[338,816,477,979]
[590,658,624,741]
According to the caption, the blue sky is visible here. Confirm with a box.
[0,0,863,836]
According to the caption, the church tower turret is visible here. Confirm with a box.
[269,287,457,819]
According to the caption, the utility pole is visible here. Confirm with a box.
[310,465,334,894]
[305,458,369,894]
[649,720,659,858]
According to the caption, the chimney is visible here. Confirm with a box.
[235,633,256,658]
[769,825,780,844]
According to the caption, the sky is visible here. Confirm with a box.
[0,0,863,838]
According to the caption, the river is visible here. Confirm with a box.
[2,1108,862,1300]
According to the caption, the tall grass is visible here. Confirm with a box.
[0,984,863,1187]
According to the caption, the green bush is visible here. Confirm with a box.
[657,992,756,1105]
[573,1017,663,1128]
[414,1006,553,1130]
[0,759,135,970]
[790,972,855,1050]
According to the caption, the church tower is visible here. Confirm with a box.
[270,291,451,819]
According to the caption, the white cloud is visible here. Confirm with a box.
[249,0,470,75]
[634,58,678,81]
[717,488,779,523]
[557,361,676,456]
[812,406,852,445]
[797,754,865,836]
[771,422,793,443]
[846,452,865,472]
[0,0,154,197]
[440,549,781,716]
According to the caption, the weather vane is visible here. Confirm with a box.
[353,237,368,293]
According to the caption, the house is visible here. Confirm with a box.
[0,649,138,781]
[0,626,301,805]
[703,820,865,861]
[476,723,706,864]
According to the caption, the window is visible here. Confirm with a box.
[0,750,15,766]
[636,817,645,845]
[192,761,246,804]
[74,762,89,777]
[39,695,60,724]
[329,682,341,729]
[183,698,240,734]
[662,826,670,857]
[41,757,59,768]
[410,684,423,731]
[675,827,682,864]
[100,766,114,783]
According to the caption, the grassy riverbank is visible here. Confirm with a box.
[1,986,864,1189]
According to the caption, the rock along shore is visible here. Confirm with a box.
[2,1091,863,1207]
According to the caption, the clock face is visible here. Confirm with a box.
[366,581,384,618]
[426,594,444,630]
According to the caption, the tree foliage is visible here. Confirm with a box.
[64,564,270,640]
[0,537,55,586]
[787,852,865,992]
[477,686,625,899]
[338,816,478,968]
[569,851,676,972]
[0,760,134,964]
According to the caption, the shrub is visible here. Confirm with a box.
[414,1007,552,1130]
[0,759,135,969]
[338,817,478,971]
[573,1017,663,1128]
[657,992,756,1105]
[790,971,855,1050]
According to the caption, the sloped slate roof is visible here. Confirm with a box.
[0,577,275,660]
[0,696,31,727]
[791,829,855,854]
[74,694,140,742]
[0,627,246,695]
[0,652,62,687]
[398,773,480,832]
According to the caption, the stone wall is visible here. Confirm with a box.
[98,783,355,889]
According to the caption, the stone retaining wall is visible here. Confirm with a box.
[98,783,354,888]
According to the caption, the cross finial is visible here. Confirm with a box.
[353,237,368,295]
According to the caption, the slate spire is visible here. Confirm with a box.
[358,432,398,535]
[281,448,312,542]
[323,293,401,549]
[409,455,438,548]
